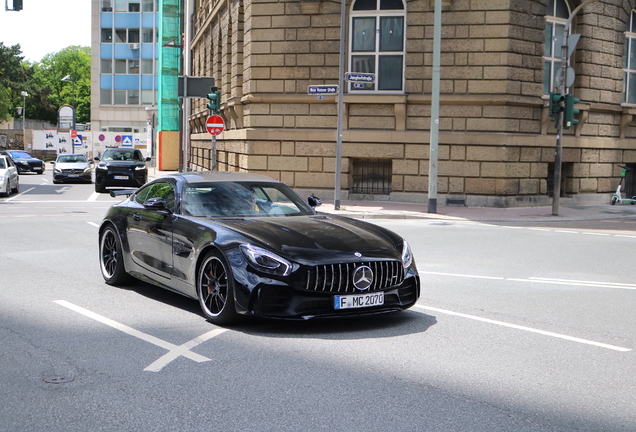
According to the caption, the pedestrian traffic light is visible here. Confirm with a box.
[206,87,221,114]
[549,92,564,119]
[13,0,23,11]
[563,94,580,129]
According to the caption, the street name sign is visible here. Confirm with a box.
[345,72,375,83]
[206,115,225,136]
[308,85,339,95]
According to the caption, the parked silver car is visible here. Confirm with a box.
[51,154,93,184]
[0,154,19,196]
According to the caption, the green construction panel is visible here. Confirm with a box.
[158,0,181,132]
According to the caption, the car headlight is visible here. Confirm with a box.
[240,244,292,276]
[401,239,413,268]
[83,166,91,173]
[135,165,146,171]
[54,168,62,173]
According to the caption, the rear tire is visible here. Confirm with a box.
[99,225,133,285]
[197,251,238,324]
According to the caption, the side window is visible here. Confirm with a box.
[543,0,571,94]
[136,182,176,212]
[349,0,405,92]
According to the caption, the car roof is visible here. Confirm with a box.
[160,171,281,184]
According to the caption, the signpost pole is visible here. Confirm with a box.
[211,135,216,170]
[334,0,346,211]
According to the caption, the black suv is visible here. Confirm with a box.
[0,150,45,174]
[94,148,151,193]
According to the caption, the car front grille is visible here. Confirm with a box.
[301,260,405,293]
[109,166,134,174]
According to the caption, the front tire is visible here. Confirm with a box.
[611,196,618,205]
[11,176,18,194]
[99,225,133,285]
[95,182,105,193]
[197,251,237,324]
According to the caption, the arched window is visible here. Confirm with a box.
[624,11,636,104]
[543,0,570,94]
[349,0,405,92]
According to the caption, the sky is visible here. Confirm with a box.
[1,0,91,63]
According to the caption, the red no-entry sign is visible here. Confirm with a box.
[206,115,225,136]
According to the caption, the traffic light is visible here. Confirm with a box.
[13,0,23,10]
[549,92,564,120]
[206,86,220,114]
[563,94,580,129]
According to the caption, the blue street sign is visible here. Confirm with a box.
[345,72,375,83]
[308,85,339,95]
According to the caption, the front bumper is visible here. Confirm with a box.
[244,274,420,320]
[53,171,92,182]
[96,170,147,188]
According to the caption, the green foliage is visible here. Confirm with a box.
[0,42,90,126]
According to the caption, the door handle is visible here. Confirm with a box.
[133,213,142,221]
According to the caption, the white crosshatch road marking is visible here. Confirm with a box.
[54,300,227,372]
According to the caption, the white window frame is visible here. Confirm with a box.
[543,0,571,95]
[348,0,405,94]
[624,10,636,105]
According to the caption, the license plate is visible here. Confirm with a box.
[68,174,79,177]
[114,175,128,180]
[334,292,384,310]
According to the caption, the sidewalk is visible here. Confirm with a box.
[148,168,636,222]
[318,200,636,222]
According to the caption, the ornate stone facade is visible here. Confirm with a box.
[186,0,636,207]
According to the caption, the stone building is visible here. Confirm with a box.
[184,0,636,207]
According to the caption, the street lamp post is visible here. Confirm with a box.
[20,91,28,148]
[61,74,76,131]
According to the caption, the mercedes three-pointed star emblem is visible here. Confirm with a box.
[352,265,373,291]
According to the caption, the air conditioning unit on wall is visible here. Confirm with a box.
[129,43,140,50]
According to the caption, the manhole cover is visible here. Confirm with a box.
[44,375,74,384]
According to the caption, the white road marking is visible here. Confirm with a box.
[55,300,227,371]
[87,192,100,202]
[555,230,578,233]
[4,187,35,201]
[413,304,631,352]
[582,232,610,236]
[87,222,100,228]
[420,271,504,280]
[421,271,636,291]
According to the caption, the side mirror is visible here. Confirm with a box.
[144,197,171,214]
[145,157,151,162]
[49,161,55,165]
[94,156,100,161]
[308,195,322,208]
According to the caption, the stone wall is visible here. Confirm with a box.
[186,0,636,206]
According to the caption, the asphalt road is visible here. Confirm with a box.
[1,174,635,432]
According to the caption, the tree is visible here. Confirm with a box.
[0,43,29,122]
[36,46,91,125]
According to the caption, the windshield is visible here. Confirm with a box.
[102,149,143,162]
[182,181,315,218]
[8,151,33,159]
[58,155,87,163]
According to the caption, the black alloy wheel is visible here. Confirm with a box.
[197,251,237,324]
[95,182,105,193]
[99,225,132,285]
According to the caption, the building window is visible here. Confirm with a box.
[101,29,112,43]
[351,158,392,194]
[141,59,154,74]
[128,90,139,105]
[128,29,140,43]
[101,89,112,105]
[349,0,405,92]
[543,0,570,94]
[115,29,127,43]
[114,90,127,104]
[101,59,113,73]
[115,0,127,12]
[129,2,140,12]
[142,28,154,43]
[142,90,156,105]
[624,11,636,104]
[115,59,127,74]
[128,59,140,74]
[102,0,112,11]
[142,0,154,12]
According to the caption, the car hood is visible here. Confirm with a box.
[213,214,402,263]
[13,157,40,162]
[56,162,90,170]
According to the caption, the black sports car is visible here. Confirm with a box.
[93,148,150,193]
[98,172,420,324]
[0,150,45,174]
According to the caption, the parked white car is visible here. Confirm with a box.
[0,154,19,197]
